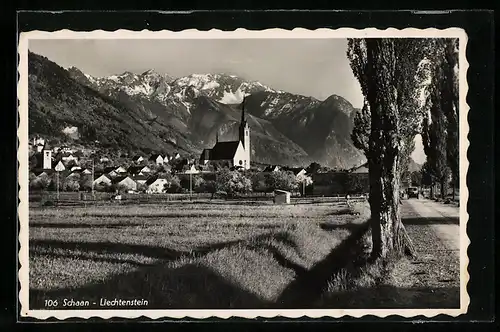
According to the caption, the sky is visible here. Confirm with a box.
[28,38,425,164]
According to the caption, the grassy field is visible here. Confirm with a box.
[29,198,372,309]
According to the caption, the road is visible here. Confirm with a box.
[401,198,460,258]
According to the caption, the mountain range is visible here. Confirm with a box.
[28,51,367,168]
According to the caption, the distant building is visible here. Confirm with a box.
[54,160,66,172]
[128,165,152,176]
[93,174,111,186]
[132,174,148,185]
[33,136,45,153]
[274,190,291,204]
[350,162,368,174]
[112,175,137,191]
[145,176,169,194]
[132,155,144,163]
[103,166,127,178]
[264,165,281,173]
[287,167,307,177]
[149,154,164,165]
[199,97,251,170]
[61,152,78,164]
[34,169,54,178]
[184,164,201,174]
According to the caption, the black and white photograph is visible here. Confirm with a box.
[18,28,468,319]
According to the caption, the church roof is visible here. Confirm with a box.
[209,141,240,160]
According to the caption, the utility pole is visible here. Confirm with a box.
[91,159,95,200]
[303,179,306,197]
[189,172,192,200]
[56,171,59,201]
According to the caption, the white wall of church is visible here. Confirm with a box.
[232,142,250,169]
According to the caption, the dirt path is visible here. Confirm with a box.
[402,199,460,258]
[379,198,462,308]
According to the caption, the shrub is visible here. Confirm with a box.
[215,169,252,197]
[265,170,298,192]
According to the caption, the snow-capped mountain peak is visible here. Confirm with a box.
[68,66,281,114]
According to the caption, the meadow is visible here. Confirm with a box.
[29,198,374,309]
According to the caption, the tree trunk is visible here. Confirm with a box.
[440,176,449,200]
[365,39,416,259]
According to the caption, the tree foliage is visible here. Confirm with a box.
[215,169,252,197]
[305,162,322,174]
[347,38,431,258]
[420,38,459,198]
[162,174,182,193]
[265,170,299,192]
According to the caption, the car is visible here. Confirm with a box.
[407,186,420,199]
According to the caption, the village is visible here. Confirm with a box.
[28,106,372,202]
[28,134,370,201]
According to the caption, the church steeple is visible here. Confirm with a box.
[239,97,249,148]
[240,96,247,125]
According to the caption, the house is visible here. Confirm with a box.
[33,136,45,153]
[264,165,281,173]
[350,162,368,174]
[199,98,251,170]
[102,166,127,178]
[103,166,119,178]
[34,169,54,178]
[288,167,307,178]
[60,145,74,154]
[111,175,137,191]
[61,152,78,164]
[100,156,110,163]
[287,167,312,187]
[68,167,91,177]
[149,154,164,165]
[54,160,66,172]
[145,176,169,194]
[184,164,201,174]
[274,190,291,204]
[93,174,112,186]
[172,152,181,160]
[132,155,144,163]
[115,166,127,174]
[128,165,152,176]
[132,174,148,185]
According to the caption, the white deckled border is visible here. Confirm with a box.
[18,27,470,320]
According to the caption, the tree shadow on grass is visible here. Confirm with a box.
[29,230,305,309]
[275,221,371,308]
[30,239,190,261]
[30,263,271,310]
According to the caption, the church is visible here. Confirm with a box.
[199,98,251,170]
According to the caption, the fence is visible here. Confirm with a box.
[30,191,279,203]
[29,190,366,205]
